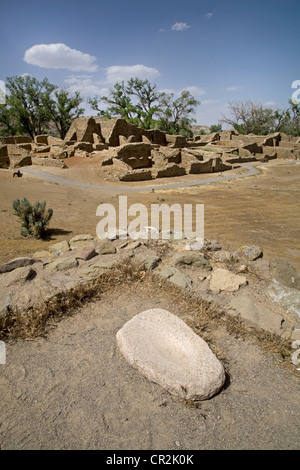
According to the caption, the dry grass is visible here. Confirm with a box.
[0,260,292,369]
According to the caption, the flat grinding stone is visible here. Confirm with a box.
[116,308,226,401]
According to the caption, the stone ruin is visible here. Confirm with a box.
[0,116,299,181]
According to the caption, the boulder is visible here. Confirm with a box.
[0,266,36,288]
[45,257,78,272]
[78,255,119,280]
[269,258,300,290]
[236,245,263,262]
[69,234,94,249]
[49,240,70,254]
[134,253,161,270]
[171,252,212,270]
[156,266,192,290]
[228,293,287,336]
[0,257,41,274]
[209,268,247,293]
[116,308,226,401]
[75,246,97,261]
[98,241,117,255]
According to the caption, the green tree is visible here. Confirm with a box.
[1,75,57,138]
[88,79,200,137]
[156,90,200,137]
[209,124,222,133]
[0,75,84,139]
[87,81,138,124]
[45,88,84,139]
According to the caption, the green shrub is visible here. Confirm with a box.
[12,197,53,239]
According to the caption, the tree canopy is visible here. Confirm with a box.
[221,100,300,136]
[0,75,84,139]
[87,78,200,137]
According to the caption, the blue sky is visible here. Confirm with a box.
[1,0,299,125]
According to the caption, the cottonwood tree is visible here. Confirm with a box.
[0,75,84,138]
[87,78,200,136]
[45,88,84,139]
[221,100,290,135]
[0,75,56,137]
[156,90,200,137]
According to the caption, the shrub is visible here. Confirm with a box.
[12,197,53,239]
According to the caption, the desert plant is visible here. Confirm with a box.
[12,197,53,239]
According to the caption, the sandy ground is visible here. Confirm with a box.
[0,282,299,450]
[0,159,299,268]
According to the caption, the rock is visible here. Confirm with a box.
[156,267,192,290]
[267,280,300,319]
[0,266,36,288]
[211,250,234,264]
[45,257,78,272]
[228,293,287,336]
[78,255,118,280]
[269,258,300,290]
[32,250,50,259]
[204,239,222,252]
[171,252,212,270]
[185,240,204,251]
[209,268,247,293]
[69,234,94,249]
[98,241,117,255]
[0,257,41,274]
[49,240,70,254]
[135,253,161,270]
[116,308,225,401]
[237,245,263,261]
[75,246,97,261]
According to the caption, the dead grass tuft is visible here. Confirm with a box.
[0,259,293,368]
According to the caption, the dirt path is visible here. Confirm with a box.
[0,284,299,450]
[20,163,261,192]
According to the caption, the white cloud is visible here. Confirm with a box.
[226,85,243,92]
[180,86,206,97]
[64,75,109,97]
[24,43,98,72]
[204,12,214,20]
[105,65,160,83]
[171,22,191,31]
[201,99,220,105]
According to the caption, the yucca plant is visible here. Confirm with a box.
[12,198,53,239]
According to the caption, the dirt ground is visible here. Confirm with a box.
[0,159,299,268]
[0,281,299,450]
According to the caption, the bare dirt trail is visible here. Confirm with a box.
[0,284,299,450]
